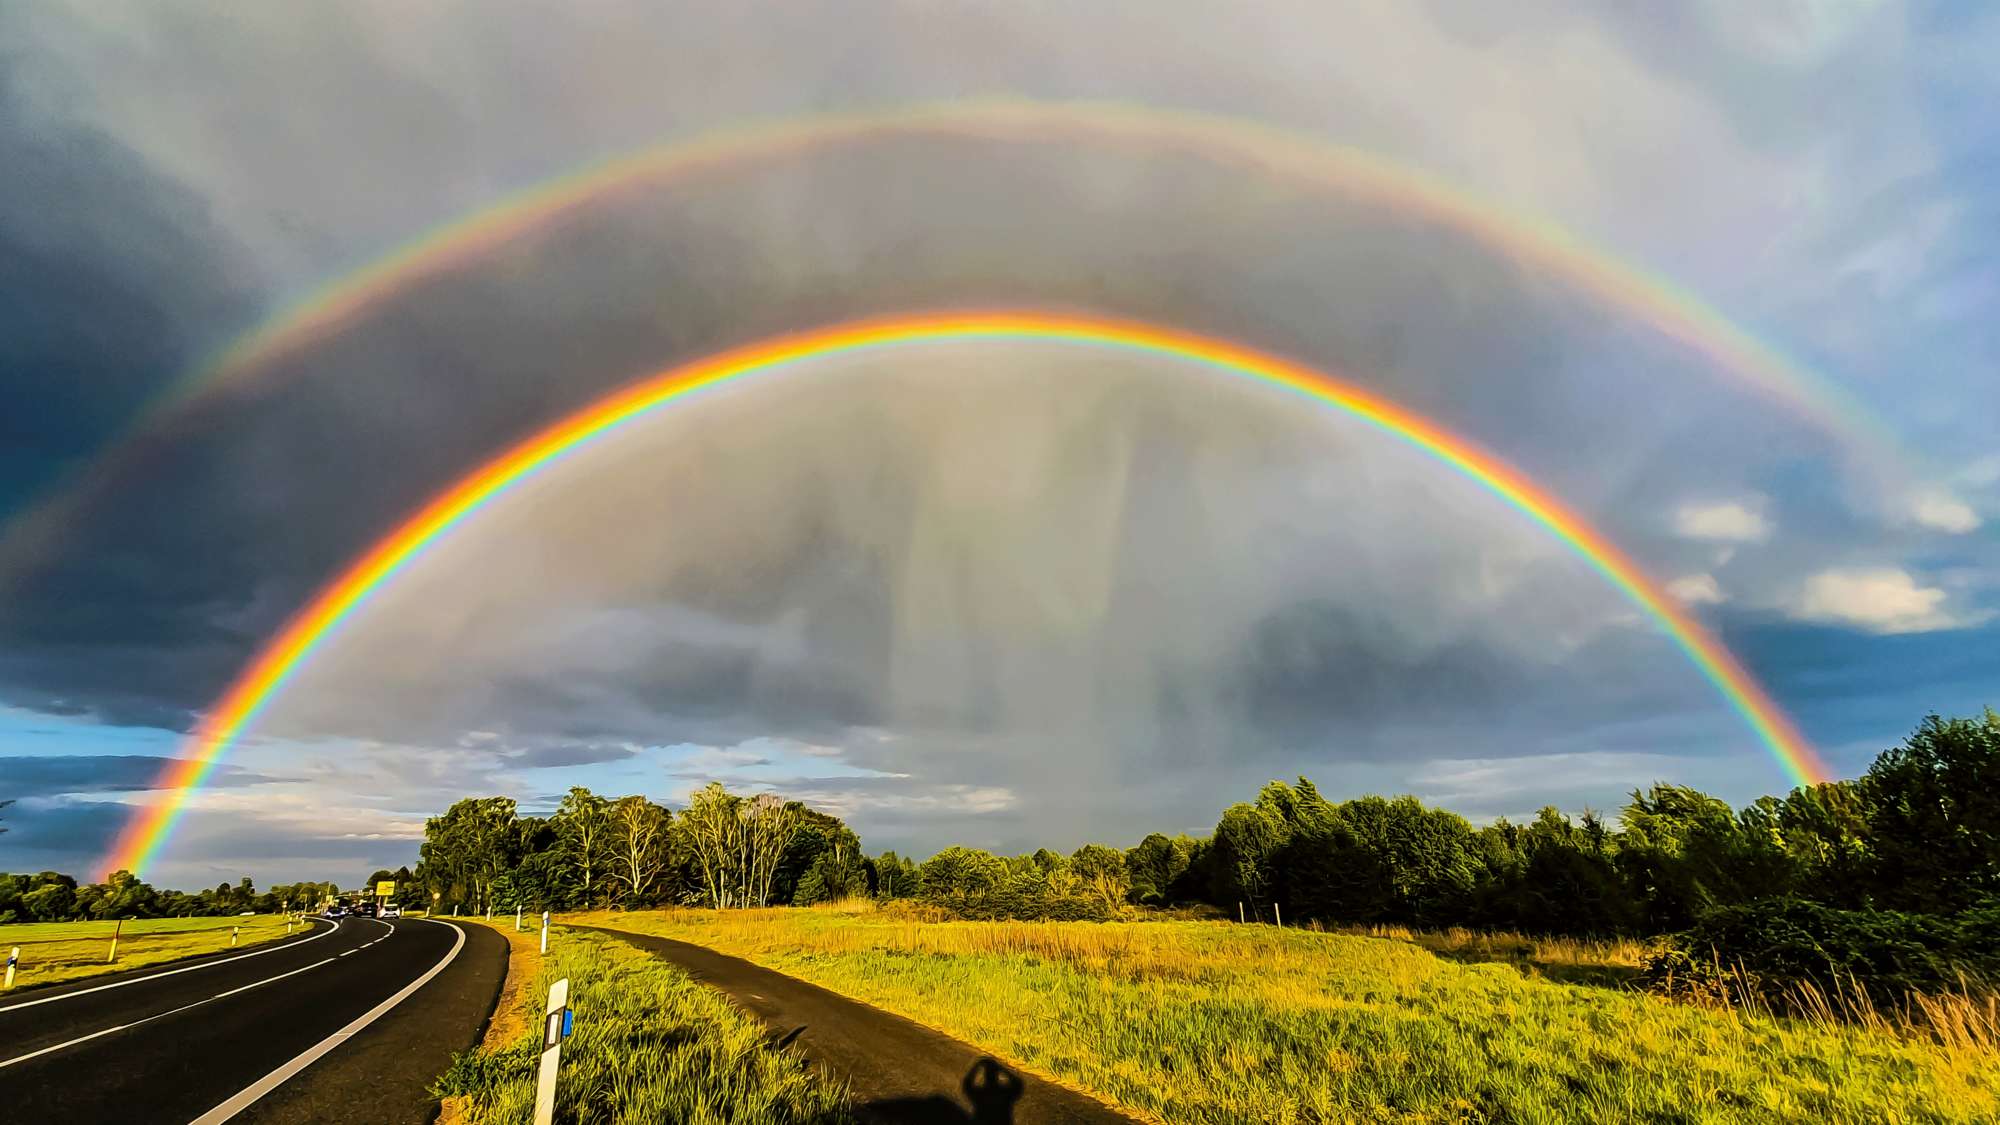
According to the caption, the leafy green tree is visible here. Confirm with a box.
[1618,784,1747,931]
[553,787,614,908]
[1125,834,1196,905]
[920,847,1006,905]
[1863,710,2000,912]
[1070,844,1129,907]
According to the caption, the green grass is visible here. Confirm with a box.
[0,914,300,990]
[576,906,2000,1125]
[432,928,854,1124]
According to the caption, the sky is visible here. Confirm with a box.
[1,2,1996,889]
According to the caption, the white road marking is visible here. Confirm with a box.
[0,917,337,1014]
[189,920,467,1125]
[212,958,337,1000]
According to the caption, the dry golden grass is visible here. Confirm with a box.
[573,903,2000,1124]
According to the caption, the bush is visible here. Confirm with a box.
[1643,897,1996,1006]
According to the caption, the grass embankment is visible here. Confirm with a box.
[431,926,854,1124]
[575,905,2000,1124]
[0,913,300,990]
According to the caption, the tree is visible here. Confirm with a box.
[681,782,743,908]
[1618,784,1746,931]
[1126,834,1195,905]
[1070,845,1129,908]
[742,793,802,907]
[1864,710,2000,912]
[920,847,1006,905]
[553,787,614,908]
[1211,802,1288,914]
[607,796,672,905]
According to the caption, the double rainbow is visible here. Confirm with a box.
[4,98,1917,590]
[99,311,1829,878]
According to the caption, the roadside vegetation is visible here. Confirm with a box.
[431,928,852,1124]
[0,912,301,990]
[581,905,1999,1124]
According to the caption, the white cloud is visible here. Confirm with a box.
[1903,488,1981,534]
[1667,573,1726,605]
[1674,499,1771,543]
[1791,566,1989,634]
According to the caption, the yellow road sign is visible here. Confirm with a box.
[375,880,396,898]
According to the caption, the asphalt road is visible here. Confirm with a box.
[0,915,506,1124]
[582,926,1137,1125]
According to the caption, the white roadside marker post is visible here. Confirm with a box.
[539,910,550,954]
[532,977,573,1125]
[1274,903,1282,929]
[5,946,17,989]
[515,904,522,932]
[232,925,240,947]
[107,918,123,963]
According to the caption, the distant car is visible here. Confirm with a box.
[381,903,401,919]
[238,910,255,915]
[325,905,347,918]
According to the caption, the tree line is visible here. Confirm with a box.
[409,712,1995,942]
[0,870,339,923]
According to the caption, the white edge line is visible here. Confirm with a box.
[0,917,338,1014]
[189,919,467,1125]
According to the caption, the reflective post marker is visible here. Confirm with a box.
[532,977,572,1125]
[5,946,17,989]
[107,918,123,963]
[232,925,240,947]
[515,904,522,932]
[540,910,550,954]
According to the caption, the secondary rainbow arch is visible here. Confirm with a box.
[99,311,1830,879]
[5,97,1925,591]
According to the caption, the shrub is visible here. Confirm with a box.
[1644,897,1996,1006]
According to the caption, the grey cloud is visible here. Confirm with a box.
[0,755,277,798]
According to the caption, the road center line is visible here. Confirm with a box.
[212,957,338,1000]
[0,917,337,1014]
[189,920,468,1125]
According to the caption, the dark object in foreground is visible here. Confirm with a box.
[863,1057,1026,1124]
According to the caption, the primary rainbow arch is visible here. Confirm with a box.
[99,311,1830,879]
[5,97,1923,591]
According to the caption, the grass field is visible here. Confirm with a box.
[574,905,2000,1124]
[432,927,853,1124]
[0,914,301,990]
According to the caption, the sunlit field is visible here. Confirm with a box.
[0,913,300,991]
[575,905,2000,1124]
[433,927,852,1124]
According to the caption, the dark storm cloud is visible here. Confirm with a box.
[0,43,256,516]
[507,743,640,770]
[1,754,276,798]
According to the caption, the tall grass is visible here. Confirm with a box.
[577,905,2000,1124]
[432,929,853,1124]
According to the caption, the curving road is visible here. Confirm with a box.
[0,915,506,1124]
